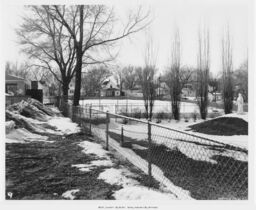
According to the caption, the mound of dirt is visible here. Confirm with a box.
[188,117,248,136]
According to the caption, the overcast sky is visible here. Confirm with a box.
[1,0,251,76]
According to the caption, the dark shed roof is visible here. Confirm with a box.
[6,74,25,81]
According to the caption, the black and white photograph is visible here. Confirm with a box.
[1,0,254,208]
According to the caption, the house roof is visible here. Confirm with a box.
[101,76,119,89]
[6,74,25,81]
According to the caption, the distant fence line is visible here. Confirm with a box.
[58,101,248,200]
[42,95,248,115]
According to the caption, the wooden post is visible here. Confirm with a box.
[120,125,124,147]
[147,120,152,187]
[106,111,109,150]
[89,105,92,135]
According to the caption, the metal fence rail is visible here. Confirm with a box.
[59,102,248,200]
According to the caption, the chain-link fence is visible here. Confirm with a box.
[59,101,248,200]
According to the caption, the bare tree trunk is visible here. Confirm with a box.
[73,6,84,106]
[140,31,157,121]
[73,53,82,106]
[62,81,69,101]
[168,28,181,120]
[222,27,234,114]
[196,26,210,120]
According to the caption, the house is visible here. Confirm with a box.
[68,80,75,96]
[125,85,143,98]
[5,74,29,95]
[68,80,86,96]
[101,76,122,97]
[156,82,169,97]
[181,84,196,98]
[105,88,121,97]
[211,92,222,102]
[38,80,50,98]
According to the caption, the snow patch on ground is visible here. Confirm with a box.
[77,139,177,200]
[72,159,114,172]
[78,141,110,159]
[62,189,80,200]
[6,128,51,143]
[98,167,178,200]
[98,168,139,186]
[6,138,26,144]
[5,121,15,134]
[93,128,192,199]
[114,186,177,200]
[48,117,81,135]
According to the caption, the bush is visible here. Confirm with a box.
[142,112,148,119]
[133,110,142,119]
[120,112,129,124]
[155,112,171,123]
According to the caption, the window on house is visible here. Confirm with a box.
[6,83,18,95]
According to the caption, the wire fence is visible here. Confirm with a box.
[59,101,248,200]
[79,100,224,121]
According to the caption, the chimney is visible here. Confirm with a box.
[31,81,38,89]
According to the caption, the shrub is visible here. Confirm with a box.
[133,110,142,119]
[120,112,129,124]
[156,111,170,120]
[142,112,148,119]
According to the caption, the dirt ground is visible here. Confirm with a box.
[5,131,159,200]
[188,117,248,135]
[108,131,248,200]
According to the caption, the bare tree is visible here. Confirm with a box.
[137,32,157,121]
[114,66,125,95]
[82,66,111,97]
[123,66,138,90]
[167,28,181,120]
[17,6,77,101]
[48,5,151,106]
[5,61,32,80]
[222,27,234,114]
[196,26,210,119]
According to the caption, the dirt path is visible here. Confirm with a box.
[5,132,158,200]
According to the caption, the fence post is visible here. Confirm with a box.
[147,120,152,187]
[106,111,109,150]
[89,105,92,135]
[115,104,117,122]
[120,125,124,147]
